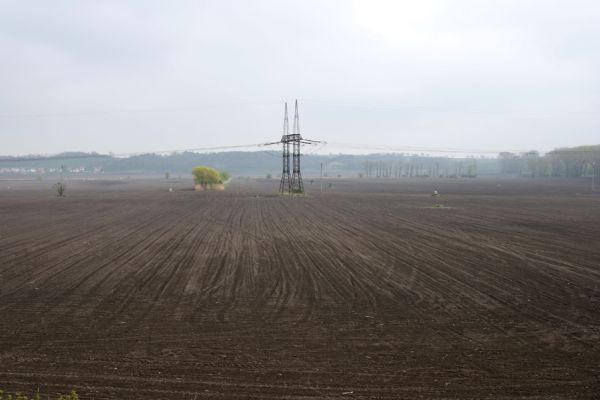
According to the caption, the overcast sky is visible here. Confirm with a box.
[1,0,599,155]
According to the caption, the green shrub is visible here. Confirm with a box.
[192,166,221,188]
[0,388,79,400]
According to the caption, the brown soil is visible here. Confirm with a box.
[0,177,599,399]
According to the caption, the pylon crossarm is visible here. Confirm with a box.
[300,139,325,144]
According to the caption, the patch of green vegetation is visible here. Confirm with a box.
[220,170,230,181]
[192,166,230,188]
[0,389,79,400]
[430,204,450,209]
[279,191,307,197]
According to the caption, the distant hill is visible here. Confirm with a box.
[3,145,597,178]
[0,151,499,177]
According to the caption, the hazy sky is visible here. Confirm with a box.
[1,0,599,155]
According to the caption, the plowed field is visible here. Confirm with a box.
[1,177,599,399]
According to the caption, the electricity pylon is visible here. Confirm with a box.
[265,100,322,195]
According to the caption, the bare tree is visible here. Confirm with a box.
[53,182,66,197]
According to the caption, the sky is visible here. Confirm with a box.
[1,0,599,156]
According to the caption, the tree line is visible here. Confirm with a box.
[499,145,600,178]
[361,157,479,179]
[1,145,598,179]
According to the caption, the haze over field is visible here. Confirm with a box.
[2,0,600,155]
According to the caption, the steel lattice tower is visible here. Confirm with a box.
[266,100,322,195]
[290,100,303,193]
[279,103,291,194]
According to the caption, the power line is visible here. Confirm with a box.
[326,142,539,155]
[1,140,598,164]
[115,142,279,157]
[0,143,280,163]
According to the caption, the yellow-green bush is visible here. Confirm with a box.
[0,389,78,400]
[192,166,229,188]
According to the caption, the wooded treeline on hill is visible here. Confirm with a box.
[1,145,598,178]
[499,145,600,177]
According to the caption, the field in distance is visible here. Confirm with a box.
[1,177,599,399]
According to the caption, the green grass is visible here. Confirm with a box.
[278,191,307,197]
[0,389,79,400]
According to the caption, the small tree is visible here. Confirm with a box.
[220,171,230,182]
[192,166,221,189]
[53,182,66,197]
